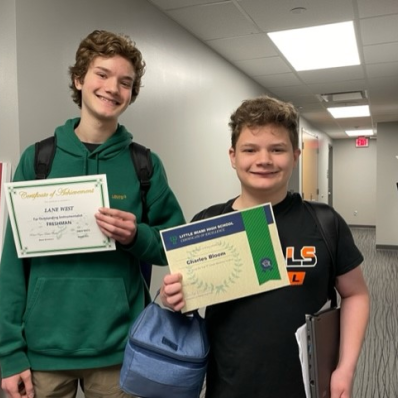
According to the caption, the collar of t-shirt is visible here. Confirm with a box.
[225,192,296,215]
[82,142,101,152]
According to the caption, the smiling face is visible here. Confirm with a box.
[229,123,301,206]
[74,55,135,124]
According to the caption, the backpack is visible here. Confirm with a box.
[34,136,154,287]
[119,291,209,398]
[195,196,338,307]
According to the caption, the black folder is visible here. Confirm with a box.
[305,307,340,398]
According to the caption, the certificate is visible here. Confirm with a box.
[4,174,115,258]
[160,203,289,312]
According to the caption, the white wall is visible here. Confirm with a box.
[0,0,19,168]
[332,139,377,226]
[376,122,398,247]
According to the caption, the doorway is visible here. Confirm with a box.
[301,128,318,201]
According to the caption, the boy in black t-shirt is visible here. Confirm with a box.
[161,95,369,398]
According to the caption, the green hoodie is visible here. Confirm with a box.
[0,118,185,377]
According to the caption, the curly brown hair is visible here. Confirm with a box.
[229,95,299,150]
[69,30,146,108]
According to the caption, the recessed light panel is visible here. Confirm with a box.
[327,105,370,118]
[268,21,360,71]
[346,129,374,137]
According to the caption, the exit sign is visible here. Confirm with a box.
[355,136,369,147]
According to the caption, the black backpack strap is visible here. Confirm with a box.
[34,136,57,179]
[304,201,338,307]
[129,142,153,224]
[129,142,153,290]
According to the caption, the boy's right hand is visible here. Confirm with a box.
[160,273,185,312]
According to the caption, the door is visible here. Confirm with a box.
[301,128,318,201]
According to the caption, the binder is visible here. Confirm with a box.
[305,307,340,398]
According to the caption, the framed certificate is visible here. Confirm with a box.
[160,203,289,312]
[4,174,116,258]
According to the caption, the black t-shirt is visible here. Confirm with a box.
[192,193,363,398]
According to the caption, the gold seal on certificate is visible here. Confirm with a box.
[160,204,289,312]
[4,174,115,258]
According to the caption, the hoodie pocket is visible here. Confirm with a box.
[24,277,130,355]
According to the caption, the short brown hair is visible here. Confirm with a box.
[69,30,146,107]
[229,95,299,150]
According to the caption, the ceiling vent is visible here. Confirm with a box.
[318,90,368,103]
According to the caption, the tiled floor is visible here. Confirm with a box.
[351,227,398,398]
[1,228,397,398]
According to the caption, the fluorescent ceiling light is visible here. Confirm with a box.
[327,105,370,118]
[345,129,374,137]
[268,21,360,71]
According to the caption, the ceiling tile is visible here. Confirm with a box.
[333,117,373,129]
[363,42,398,64]
[268,85,313,97]
[238,0,355,32]
[307,80,368,95]
[234,57,291,76]
[206,33,278,61]
[357,0,398,18]
[234,57,291,77]
[374,114,398,123]
[298,66,365,84]
[167,2,259,40]
[254,73,301,87]
[148,0,231,10]
[297,103,326,112]
[285,94,321,107]
[365,62,398,78]
[360,14,398,45]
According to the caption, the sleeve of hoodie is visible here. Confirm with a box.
[0,146,36,377]
[124,152,185,265]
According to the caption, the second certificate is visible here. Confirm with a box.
[161,204,289,312]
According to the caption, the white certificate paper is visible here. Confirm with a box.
[4,174,116,258]
[160,203,290,312]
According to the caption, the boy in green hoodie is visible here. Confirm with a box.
[0,30,185,398]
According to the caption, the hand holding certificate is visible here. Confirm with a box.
[4,174,116,257]
[160,203,289,312]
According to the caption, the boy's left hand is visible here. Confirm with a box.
[95,207,137,245]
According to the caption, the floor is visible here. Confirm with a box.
[1,228,397,398]
[351,227,398,398]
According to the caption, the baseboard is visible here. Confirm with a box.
[348,224,375,228]
[376,244,398,251]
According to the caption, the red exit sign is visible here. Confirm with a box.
[355,136,369,147]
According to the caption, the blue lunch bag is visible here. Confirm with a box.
[120,293,209,398]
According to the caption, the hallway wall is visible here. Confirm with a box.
[376,121,398,247]
[332,139,377,226]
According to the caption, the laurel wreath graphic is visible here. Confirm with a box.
[186,240,242,294]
